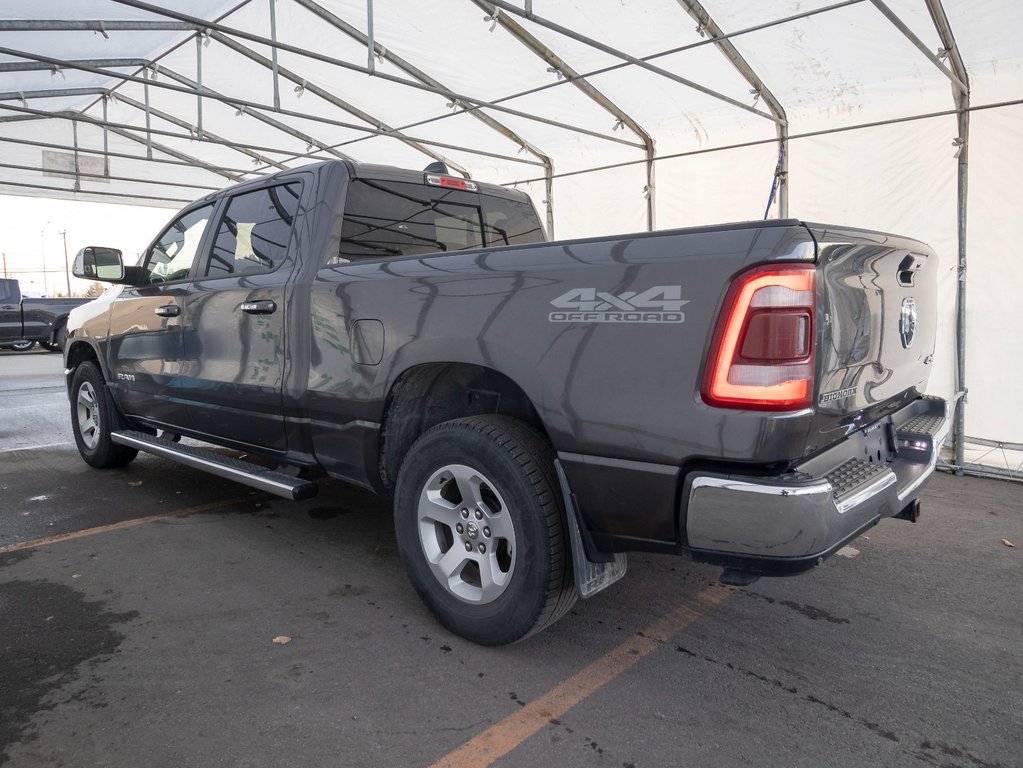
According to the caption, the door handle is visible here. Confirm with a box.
[239,300,277,315]
[155,304,180,317]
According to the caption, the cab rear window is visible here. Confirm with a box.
[329,179,544,264]
[332,180,483,264]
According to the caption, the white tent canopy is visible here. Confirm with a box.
[1,0,1021,477]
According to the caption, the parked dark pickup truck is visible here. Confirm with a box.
[0,278,89,352]
[64,159,948,644]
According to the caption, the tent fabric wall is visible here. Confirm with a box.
[0,0,1020,473]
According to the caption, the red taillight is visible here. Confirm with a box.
[702,264,816,410]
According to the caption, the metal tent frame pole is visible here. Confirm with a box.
[205,31,472,177]
[330,0,864,157]
[472,0,658,231]
[96,2,642,150]
[924,0,970,475]
[481,0,781,125]
[293,0,558,236]
[0,48,549,168]
[675,0,789,217]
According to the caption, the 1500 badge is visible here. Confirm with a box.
[549,286,689,324]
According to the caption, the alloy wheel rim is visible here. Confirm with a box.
[417,463,517,604]
[76,381,100,450]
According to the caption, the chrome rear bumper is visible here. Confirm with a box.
[683,396,949,568]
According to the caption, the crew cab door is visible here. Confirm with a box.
[0,279,23,343]
[176,180,302,452]
[107,203,216,423]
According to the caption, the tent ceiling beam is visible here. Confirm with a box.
[0,47,546,168]
[0,114,46,123]
[300,0,862,162]
[0,179,193,205]
[0,134,258,176]
[0,86,112,102]
[0,20,193,32]
[869,0,968,95]
[292,0,557,236]
[0,103,250,182]
[0,160,220,193]
[104,1,641,150]
[155,66,351,163]
[202,31,470,176]
[673,0,789,217]
[471,0,657,231]
[0,100,316,169]
[111,92,289,171]
[0,59,149,72]
[480,0,780,125]
[204,31,472,178]
[105,123,244,182]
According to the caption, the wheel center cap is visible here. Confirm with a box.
[466,521,480,540]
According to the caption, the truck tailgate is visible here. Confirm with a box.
[806,224,939,455]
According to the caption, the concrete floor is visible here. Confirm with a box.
[1,350,1021,768]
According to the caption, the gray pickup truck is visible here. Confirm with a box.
[0,278,89,352]
[64,159,948,644]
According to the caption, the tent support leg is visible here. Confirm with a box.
[645,147,656,231]
[544,162,554,240]
[195,34,203,139]
[71,119,81,192]
[366,0,375,74]
[924,0,970,474]
[270,0,281,108]
[777,123,788,217]
[143,66,152,159]
[953,103,969,474]
[102,94,110,178]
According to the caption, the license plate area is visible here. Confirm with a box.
[860,418,896,465]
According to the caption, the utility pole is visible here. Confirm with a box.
[1,251,7,279]
[60,230,71,297]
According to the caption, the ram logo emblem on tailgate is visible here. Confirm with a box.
[549,286,689,324]
[900,297,918,349]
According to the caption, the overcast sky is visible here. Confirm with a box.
[1,194,175,297]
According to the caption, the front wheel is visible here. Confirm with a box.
[394,415,576,645]
[10,340,35,352]
[70,361,138,468]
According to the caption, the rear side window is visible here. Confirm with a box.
[0,279,20,304]
[482,195,545,246]
[332,180,483,264]
[205,182,301,278]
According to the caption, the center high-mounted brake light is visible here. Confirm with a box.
[425,173,479,192]
[701,263,816,411]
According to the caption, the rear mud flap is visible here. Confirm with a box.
[555,460,627,599]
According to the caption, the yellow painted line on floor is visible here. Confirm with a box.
[429,582,734,768]
[0,496,254,555]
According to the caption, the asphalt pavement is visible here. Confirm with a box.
[1,350,1020,768]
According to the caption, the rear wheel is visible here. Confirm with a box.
[10,340,35,352]
[70,361,138,468]
[394,415,576,645]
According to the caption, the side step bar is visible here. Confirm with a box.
[111,430,318,501]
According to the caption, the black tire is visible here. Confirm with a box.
[10,340,35,352]
[40,340,61,353]
[394,415,576,645]
[70,361,138,468]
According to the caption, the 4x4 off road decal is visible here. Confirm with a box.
[549,286,689,324]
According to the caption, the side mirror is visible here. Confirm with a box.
[74,246,125,282]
